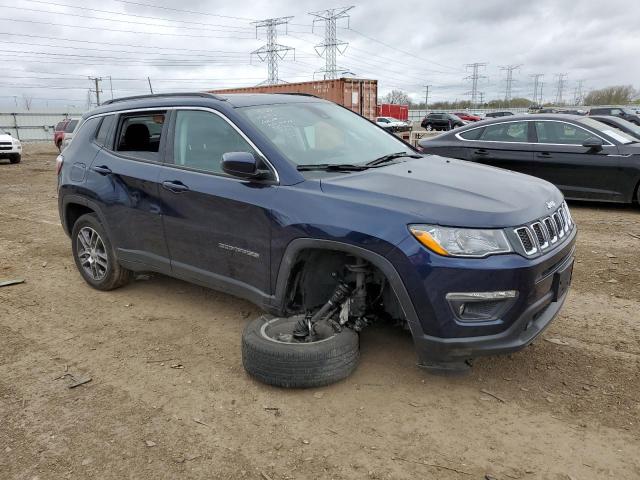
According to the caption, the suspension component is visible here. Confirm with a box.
[293,282,353,339]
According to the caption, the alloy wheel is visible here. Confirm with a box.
[76,226,108,281]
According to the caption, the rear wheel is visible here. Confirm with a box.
[71,213,131,290]
[242,315,360,388]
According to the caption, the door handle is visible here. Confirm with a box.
[92,165,112,175]
[537,152,552,157]
[162,180,190,193]
[473,149,489,156]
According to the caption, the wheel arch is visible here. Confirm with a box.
[61,194,110,237]
[271,239,421,332]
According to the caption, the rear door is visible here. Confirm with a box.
[159,108,277,301]
[465,120,536,175]
[531,120,623,201]
[88,111,170,270]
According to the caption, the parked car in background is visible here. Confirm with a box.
[421,113,464,131]
[485,111,515,118]
[54,119,79,151]
[57,92,575,385]
[454,112,482,122]
[589,115,640,141]
[419,114,640,204]
[375,116,411,132]
[588,107,640,126]
[0,128,22,164]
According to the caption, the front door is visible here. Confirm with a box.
[531,121,623,201]
[159,109,277,302]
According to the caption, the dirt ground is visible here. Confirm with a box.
[1,144,639,480]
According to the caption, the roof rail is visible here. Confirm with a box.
[102,92,226,105]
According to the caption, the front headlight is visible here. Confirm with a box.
[409,224,513,258]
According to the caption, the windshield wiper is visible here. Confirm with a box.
[296,163,368,172]
[365,151,422,167]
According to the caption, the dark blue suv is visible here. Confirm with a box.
[57,93,576,387]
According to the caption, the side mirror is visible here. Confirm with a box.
[582,137,603,152]
[222,152,261,179]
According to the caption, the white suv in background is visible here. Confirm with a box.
[0,129,22,164]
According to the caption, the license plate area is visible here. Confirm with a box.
[552,259,574,302]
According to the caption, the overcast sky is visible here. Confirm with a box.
[1,0,639,110]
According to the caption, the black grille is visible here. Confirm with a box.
[553,213,563,235]
[532,223,546,246]
[516,228,535,253]
[544,218,557,241]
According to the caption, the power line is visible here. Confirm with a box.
[19,0,256,30]
[308,6,353,80]
[500,64,522,103]
[0,4,255,34]
[110,0,255,21]
[251,17,295,85]
[464,63,487,108]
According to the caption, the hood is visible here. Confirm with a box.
[319,156,563,228]
[0,134,15,142]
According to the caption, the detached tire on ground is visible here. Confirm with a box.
[242,315,360,388]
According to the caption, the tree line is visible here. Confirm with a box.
[381,85,639,108]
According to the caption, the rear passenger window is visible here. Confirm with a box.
[171,110,257,174]
[116,112,166,160]
[95,115,115,148]
[459,128,483,140]
[480,122,528,142]
[535,121,594,145]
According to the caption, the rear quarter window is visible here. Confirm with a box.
[459,128,484,140]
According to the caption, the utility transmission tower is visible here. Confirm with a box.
[554,73,568,105]
[251,17,295,85]
[464,63,487,108]
[500,64,522,104]
[88,76,103,106]
[530,73,544,105]
[309,6,354,80]
[573,79,585,106]
[423,85,431,109]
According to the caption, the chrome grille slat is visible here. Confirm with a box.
[514,202,573,257]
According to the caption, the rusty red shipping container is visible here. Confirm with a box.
[377,103,409,121]
[209,78,378,120]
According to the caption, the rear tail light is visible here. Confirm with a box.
[56,154,64,175]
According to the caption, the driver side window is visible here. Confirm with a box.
[535,121,594,145]
[172,110,257,174]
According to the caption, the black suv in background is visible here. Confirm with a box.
[420,113,464,131]
[588,107,640,126]
[485,111,515,118]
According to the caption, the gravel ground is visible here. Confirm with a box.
[1,144,639,480]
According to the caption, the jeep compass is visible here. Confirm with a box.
[57,93,576,387]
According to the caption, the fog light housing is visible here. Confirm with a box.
[446,290,517,322]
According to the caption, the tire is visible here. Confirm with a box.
[425,124,433,131]
[9,154,20,164]
[71,213,131,291]
[242,315,360,388]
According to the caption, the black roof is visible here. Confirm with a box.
[85,92,324,117]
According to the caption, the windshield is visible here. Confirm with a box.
[238,102,413,166]
[579,118,636,144]
[0,128,7,135]
[622,108,637,115]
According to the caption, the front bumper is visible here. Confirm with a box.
[389,228,576,365]
[0,144,21,158]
